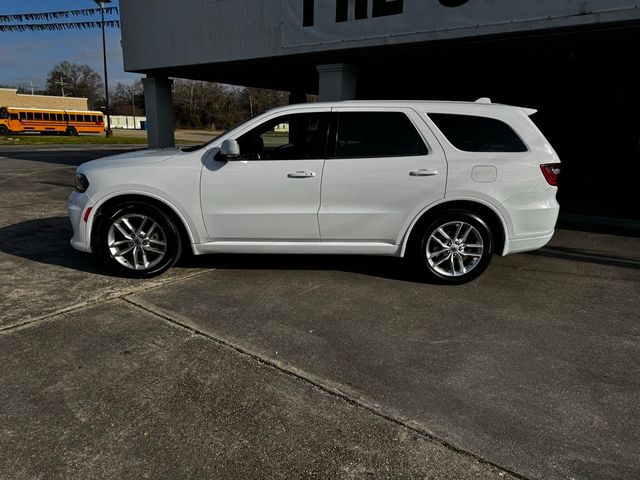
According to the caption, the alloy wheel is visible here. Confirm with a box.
[425,221,484,278]
[107,213,167,271]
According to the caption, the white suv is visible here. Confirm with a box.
[68,99,561,284]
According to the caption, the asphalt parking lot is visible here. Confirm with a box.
[1,146,639,480]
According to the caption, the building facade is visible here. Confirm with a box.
[0,88,88,111]
[120,0,640,220]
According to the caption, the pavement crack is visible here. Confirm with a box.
[122,295,533,480]
[0,269,211,334]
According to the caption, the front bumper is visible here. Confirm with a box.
[68,191,92,253]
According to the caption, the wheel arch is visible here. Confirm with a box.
[89,193,196,254]
[400,199,508,257]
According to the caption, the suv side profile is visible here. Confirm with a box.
[68,99,560,284]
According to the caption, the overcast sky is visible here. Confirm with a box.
[0,0,140,91]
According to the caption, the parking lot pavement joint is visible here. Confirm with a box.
[122,295,532,480]
[0,269,212,335]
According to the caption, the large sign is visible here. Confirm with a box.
[283,0,640,47]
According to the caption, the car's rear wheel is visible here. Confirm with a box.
[96,202,182,277]
[66,126,78,136]
[412,210,493,284]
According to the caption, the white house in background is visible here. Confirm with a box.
[109,115,146,130]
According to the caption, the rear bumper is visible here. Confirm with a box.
[503,231,554,255]
[68,191,93,253]
[501,188,559,255]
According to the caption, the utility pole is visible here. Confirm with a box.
[130,84,137,130]
[55,77,70,97]
[93,0,113,137]
[29,81,37,95]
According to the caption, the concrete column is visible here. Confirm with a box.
[142,76,174,149]
[316,64,357,102]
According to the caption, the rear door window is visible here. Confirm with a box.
[334,112,428,158]
[428,113,527,152]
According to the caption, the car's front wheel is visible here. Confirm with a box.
[96,202,182,277]
[413,210,493,284]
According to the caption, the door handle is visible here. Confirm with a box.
[287,171,316,178]
[409,169,438,177]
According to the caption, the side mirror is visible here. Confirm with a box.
[217,139,240,161]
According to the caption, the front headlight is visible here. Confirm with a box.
[75,173,89,192]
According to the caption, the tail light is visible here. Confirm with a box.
[540,163,561,186]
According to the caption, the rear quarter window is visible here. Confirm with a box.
[428,113,527,153]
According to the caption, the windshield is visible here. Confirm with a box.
[180,115,257,153]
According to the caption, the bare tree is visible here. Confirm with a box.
[45,61,104,108]
[112,80,144,116]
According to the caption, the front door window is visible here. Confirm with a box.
[237,113,330,160]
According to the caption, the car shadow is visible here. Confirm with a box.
[0,216,117,277]
[178,251,423,283]
[0,216,425,283]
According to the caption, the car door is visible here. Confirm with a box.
[201,109,330,240]
[319,108,447,244]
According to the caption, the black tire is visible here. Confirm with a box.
[0,125,8,135]
[66,126,78,136]
[411,210,494,284]
[95,202,182,278]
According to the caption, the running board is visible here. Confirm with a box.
[193,241,401,256]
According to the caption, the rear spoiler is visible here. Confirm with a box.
[474,98,538,116]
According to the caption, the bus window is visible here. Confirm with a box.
[27,112,34,120]
[91,115,97,122]
[70,114,76,121]
[43,113,50,121]
[84,115,91,122]
[35,113,42,120]
[10,114,18,120]
[64,114,69,121]
[19,112,26,120]
[57,114,63,121]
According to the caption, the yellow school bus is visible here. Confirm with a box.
[0,106,105,135]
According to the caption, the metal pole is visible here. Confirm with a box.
[131,85,137,130]
[100,5,112,137]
